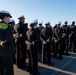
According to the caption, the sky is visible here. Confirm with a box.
[0,0,76,26]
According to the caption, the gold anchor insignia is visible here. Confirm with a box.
[32,41,35,45]
[47,39,50,42]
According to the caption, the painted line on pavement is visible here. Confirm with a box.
[51,58,74,75]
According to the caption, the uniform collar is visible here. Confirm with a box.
[1,21,8,24]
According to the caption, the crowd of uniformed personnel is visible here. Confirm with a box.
[0,10,76,75]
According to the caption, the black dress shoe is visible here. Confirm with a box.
[73,50,75,52]
[17,66,21,68]
[20,66,26,70]
[31,73,40,75]
[53,55,57,58]
[48,63,54,66]
[65,53,70,56]
[27,68,32,74]
[42,61,47,64]
[58,57,62,60]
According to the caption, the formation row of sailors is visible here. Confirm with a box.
[13,18,76,75]
[0,10,76,75]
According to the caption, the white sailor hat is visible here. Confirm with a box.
[71,21,75,23]
[0,10,12,18]
[10,19,15,22]
[25,23,28,24]
[9,19,15,23]
[18,15,25,19]
[45,21,50,25]
[39,23,42,25]
[58,22,61,25]
[24,23,28,26]
[30,19,38,25]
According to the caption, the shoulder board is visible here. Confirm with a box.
[0,23,8,29]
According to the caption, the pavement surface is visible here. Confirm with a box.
[14,52,76,75]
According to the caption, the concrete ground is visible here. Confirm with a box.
[14,52,76,75]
